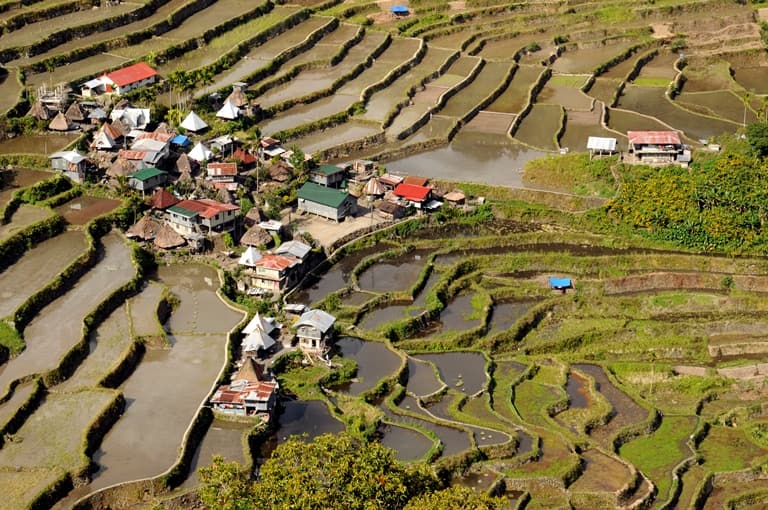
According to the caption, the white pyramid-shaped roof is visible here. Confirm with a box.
[238,246,263,267]
[216,101,240,120]
[91,129,116,150]
[188,141,213,162]
[243,329,276,352]
[180,111,208,132]
[243,311,276,336]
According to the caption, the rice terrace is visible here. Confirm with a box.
[4,0,768,508]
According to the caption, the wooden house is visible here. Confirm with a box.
[627,131,685,166]
[128,167,168,193]
[49,150,90,183]
[310,164,346,188]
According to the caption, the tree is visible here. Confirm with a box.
[746,121,768,158]
[198,455,254,510]
[249,433,439,510]
[404,486,507,510]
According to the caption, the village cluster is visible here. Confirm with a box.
[32,61,698,424]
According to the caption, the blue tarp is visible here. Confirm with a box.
[549,277,572,288]
[391,5,408,13]
[171,134,191,147]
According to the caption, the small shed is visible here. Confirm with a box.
[377,200,406,220]
[48,112,73,131]
[549,276,573,293]
[128,167,168,193]
[587,136,617,159]
[309,164,345,188]
[391,5,409,16]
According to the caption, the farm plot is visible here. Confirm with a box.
[155,5,303,75]
[27,0,266,89]
[0,230,87,318]
[440,60,511,117]
[559,105,620,153]
[676,90,758,125]
[0,233,134,399]
[385,55,480,138]
[538,74,593,110]
[8,0,191,67]
[0,204,52,241]
[513,103,562,151]
[254,30,387,109]
[54,195,121,225]
[552,40,638,74]
[619,415,696,502]
[617,85,739,141]
[199,15,335,95]
[585,77,621,105]
[485,64,543,114]
[287,120,381,155]
[260,36,419,135]
[0,168,52,208]
[360,45,455,123]
[0,1,137,51]
[85,264,243,492]
[631,51,679,86]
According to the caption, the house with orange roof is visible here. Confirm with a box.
[247,254,300,294]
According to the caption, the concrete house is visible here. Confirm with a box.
[207,162,238,183]
[248,254,299,294]
[295,309,336,353]
[100,62,158,95]
[309,164,346,188]
[297,182,356,222]
[167,198,240,235]
[128,167,167,193]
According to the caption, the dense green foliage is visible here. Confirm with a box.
[200,433,440,510]
[607,146,768,251]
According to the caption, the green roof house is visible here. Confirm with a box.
[128,167,167,193]
[309,164,345,188]
[297,182,356,222]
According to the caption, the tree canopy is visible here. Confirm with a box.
[607,143,768,252]
[197,433,509,510]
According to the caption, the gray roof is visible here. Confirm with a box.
[275,240,311,260]
[49,150,85,164]
[296,309,336,333]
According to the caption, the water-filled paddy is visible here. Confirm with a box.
[676,90,757,125]
[553,42,636,74]
[538,79,593,110]
[732,66,768,94]
[0,233,134,398]
[415,352,486,395]
[273,399,344,443]
[406,357,443,396]
[0,168,53,207]
[425,293,481,337]
[335,337,401,395]
[182,419,252,488]
[0,204,51,241]
[54,195,121,225]
[378,423,433,461]
[486,65,543,114]
[514,103,562,150]
[490,300,537,332]
[617,85,739,141]
[359,304,412,331]
[289,121,381,155]
[439,61,512,118]
[386,132,546,187]
[0,230,87,317]
[357,250,429,292]
[0,134,77,154]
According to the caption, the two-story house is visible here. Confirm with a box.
[166,198,240,236]
[295,309,336,353]
[247,254,299,294]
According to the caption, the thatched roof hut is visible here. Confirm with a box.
[126,215,162,241]
[241,225,273,247]
[65,102,86,123]
[27,101,54,121]
[48,111,73,131]
[154,223,186,249]
[147,188,179,210]
[174,152,195,177]
[244,207,265,227]
[154,122,172,135]
[225,86,248,108]
[268,161,293,183]
[107,157,135,178]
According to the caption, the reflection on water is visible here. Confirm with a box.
[386,133,546,187]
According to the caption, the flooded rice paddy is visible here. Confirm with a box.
[0,168,53,207]
[414,352,486,395]
[0,232,134,399]
[54,196,121,225]
[357,250,429,293]
[0,134,77,155]
[0,204,51,241]
[334,337,401,395]
[0,230,87,317]
[86,264,243,491]
[378,423,432,461]
[406,357,443,396]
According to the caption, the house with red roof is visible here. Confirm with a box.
[166,198,240,236]
[627,130,689,166]
[100,62,158,95]
[247,254,300,294]
[207,162,238,182]
[210,358,279,418]
[393,182,432,208]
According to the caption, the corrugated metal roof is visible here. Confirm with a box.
[296,309,336,333]
[298,182,351,208]
[627,131,681,145]
[586,136,617,151]
[105,62,157,87]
